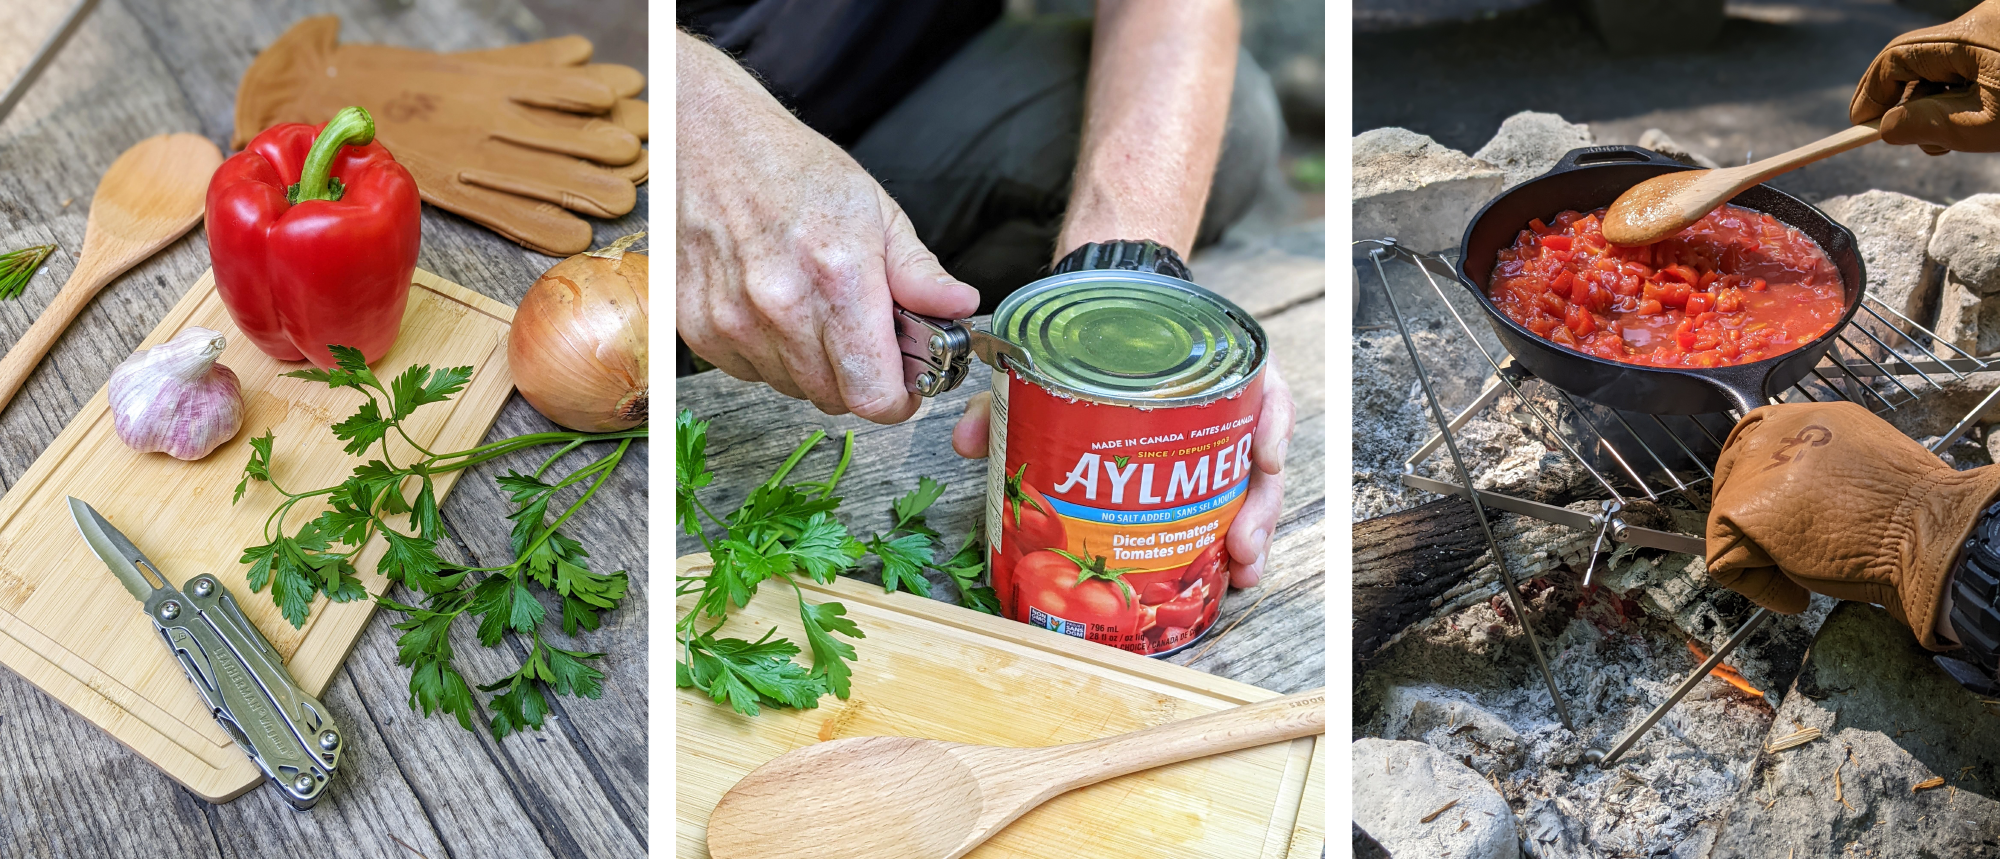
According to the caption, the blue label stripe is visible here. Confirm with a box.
[1043,478,1248,525]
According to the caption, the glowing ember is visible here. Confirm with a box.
[1687,641,1765,698]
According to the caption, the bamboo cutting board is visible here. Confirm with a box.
[0,267,515,802]
[677,554,1327,859]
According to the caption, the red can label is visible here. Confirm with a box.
[985,370,1262,656]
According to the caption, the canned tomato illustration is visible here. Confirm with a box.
[984,270,1266,657]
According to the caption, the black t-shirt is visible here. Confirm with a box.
[679,0,1004,145]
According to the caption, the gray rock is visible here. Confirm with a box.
[1474,112,1595,189]
[1933,278,1982,355]
[1636,128,1722,169]
[1353,738,1521,859]
[1710,602,2000,858]
[1816,190,1943,339]
[1354,127,1505,253]
[1382,686,1529,775]
[1880,369,2000,441]
[1928,194,2000,296]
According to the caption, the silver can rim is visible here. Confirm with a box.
[990,270,1270,407]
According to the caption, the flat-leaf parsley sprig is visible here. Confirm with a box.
[676,409,997,718]
[236,345,646,737]
[676,410,867,717]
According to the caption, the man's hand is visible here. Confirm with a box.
[677,32,979,423]
[952,360,1295,589]
[1708,401,2000,649]
[1852,0,2000,155]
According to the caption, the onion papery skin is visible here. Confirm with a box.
[510,250,648,432]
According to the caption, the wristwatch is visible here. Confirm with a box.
[1051,239,1192,280]
[1942,500,2000,695]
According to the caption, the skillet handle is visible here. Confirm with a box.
[1704,371,1771,417]
[1545,145,1693,177]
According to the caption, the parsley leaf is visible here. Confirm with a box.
[868,532,934,597]
[240,345,642,739]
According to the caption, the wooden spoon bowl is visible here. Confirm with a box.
[0,132,221,415]
[704,688,1325,859]
[1602,122,1881,246]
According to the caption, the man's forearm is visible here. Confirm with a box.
[1055,0,1239,260]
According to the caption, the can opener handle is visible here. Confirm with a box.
[895,306,1036,397]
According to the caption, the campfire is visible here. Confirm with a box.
[1687,641,1765,700]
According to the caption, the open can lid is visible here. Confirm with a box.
[992,270,1266,404]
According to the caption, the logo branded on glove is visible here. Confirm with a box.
[1761,425,1833,473]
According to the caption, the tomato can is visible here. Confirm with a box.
[983,270,1266,657]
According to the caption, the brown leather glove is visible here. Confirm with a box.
[1707,401,2000,649]
[234,17,647,255]
[1851,0,2000,155]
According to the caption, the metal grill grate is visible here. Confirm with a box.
[1354,236,1999,764]
[1360,239,1996,557]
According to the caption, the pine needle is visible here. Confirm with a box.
[0,244,54,300]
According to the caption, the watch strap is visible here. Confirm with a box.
[1051,240,1192,281]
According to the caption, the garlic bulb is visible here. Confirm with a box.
[108,327,245,461]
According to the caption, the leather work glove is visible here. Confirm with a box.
[1851,0,2000,155]
[234,17,647,255]
[1707,401,2000,649]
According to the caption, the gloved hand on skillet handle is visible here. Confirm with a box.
[1852,0,2000,155]
[1707,401,2000,687]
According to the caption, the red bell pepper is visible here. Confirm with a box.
[207,106,420,369]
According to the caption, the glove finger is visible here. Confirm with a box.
[458,143,637,218]
[451,35,594,67]
[493,111,642,165]
[422,178,593,256]
[581,64,646,98]
[1883,87,2000,151]
[605,149,648,184]
[501,70,620,115]
[1854,42,1984,125]
[519,99,648,147]
[612,99,647,140]
[1707,557,1812,615]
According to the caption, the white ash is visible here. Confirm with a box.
[1361,572,1837,859]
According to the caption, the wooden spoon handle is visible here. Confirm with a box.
[0,268,109,415]
[1033,688,1325,792]
[1739,122,1881,188]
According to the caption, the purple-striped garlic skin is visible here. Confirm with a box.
[107,326,245,461]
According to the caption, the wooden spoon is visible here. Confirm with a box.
[704,687,1325,859]
[1602,122,1881,246]
[0,132,221,414]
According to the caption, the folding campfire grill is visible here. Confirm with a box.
[1356,237,2000,766]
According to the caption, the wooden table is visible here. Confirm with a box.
[0,2,647,857]
[674,222,1327,695]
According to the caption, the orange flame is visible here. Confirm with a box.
[1688,641,1765,698]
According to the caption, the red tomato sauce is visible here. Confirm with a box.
[1485,204,1845,368]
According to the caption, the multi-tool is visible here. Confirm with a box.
[68,497,342,809]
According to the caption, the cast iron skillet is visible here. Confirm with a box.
[1456,145,1867,415]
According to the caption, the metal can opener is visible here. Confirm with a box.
[68,497,343,809]
[894,307,1037,397]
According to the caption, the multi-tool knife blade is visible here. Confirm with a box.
[68,496,342,809]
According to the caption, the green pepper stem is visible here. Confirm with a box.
[289,106,375,204]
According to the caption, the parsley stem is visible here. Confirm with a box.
[534,439,587,479]
[766,431,825,488]
[820,431,854,499]
[509,439,630,574]
[395,424,437,459]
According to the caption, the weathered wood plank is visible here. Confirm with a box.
[0,0,648,854]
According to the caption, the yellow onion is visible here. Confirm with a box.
[510,234,648,431]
